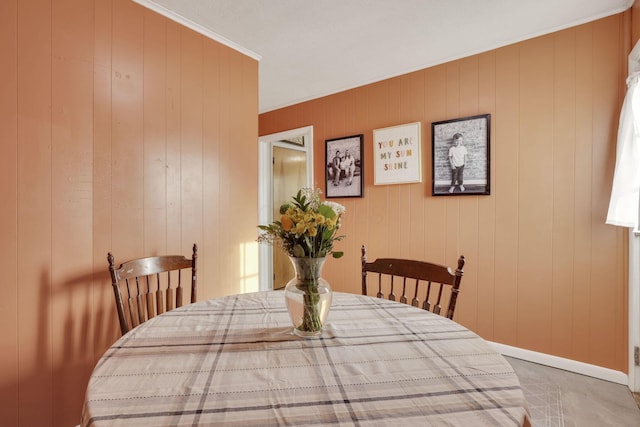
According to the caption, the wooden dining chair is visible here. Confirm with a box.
[361,245,465,320]
[108,244,198,335]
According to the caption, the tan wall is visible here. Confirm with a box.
[0,0,258,426]
[260,14,629,374]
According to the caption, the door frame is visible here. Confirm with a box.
[258,126,314,291]
[627,41,640,393]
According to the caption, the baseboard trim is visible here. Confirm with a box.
[489,341,628,386]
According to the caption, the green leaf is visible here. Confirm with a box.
[317,204,336,219]
[331,251,344,259]
[279,202,292,214]
[321,227,332,239]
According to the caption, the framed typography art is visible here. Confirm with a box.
[373,122,422,185]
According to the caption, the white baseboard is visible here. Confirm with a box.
[489,341,628,386]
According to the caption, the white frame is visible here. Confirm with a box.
[258,126,314,291]
[627,40,640,393]
[373,122,422,185]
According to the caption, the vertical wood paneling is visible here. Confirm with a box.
[93,0,119,359]
[384,78,402,260]
[17,0,53,425]
[165,20,182,255]
[112,0,144,259]
[180,28,204,255]
[327,91,347,137]
[143,10,167,253]
[51,0,94,424]
[366,82,392,257]
[551,28,577,359]
[517,36,554,353]
[573,22,595,362]
[400,72,425,261]
[311,97,328,190]
[0,1,18,425]
[216,47,259,296]
[387,183,401,257]
[423,65,448,263]
[260,14,628,372]
[390,74,410,258]
[475,51,497,339]
[1,1,259,425]
[632,3,640,46]
[241,49,260,292]
[616,11,631,374]
[589,16,625,369]
[493,45,520,345]
[202,38,221,300]
[217,46,233,295]
[238,51,260,293]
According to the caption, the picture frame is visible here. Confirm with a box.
[373,122,422,185]
[325,134,364,198]
[431,114,490,196]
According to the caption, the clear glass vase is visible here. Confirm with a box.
[284,256,332,337]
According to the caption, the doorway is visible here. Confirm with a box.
[627,41,640,394]
[258,126,314,291]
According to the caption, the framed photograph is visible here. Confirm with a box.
[373,122,422,185]
[325,134,364,198]
[431,114,490,196]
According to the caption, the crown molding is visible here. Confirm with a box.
[131,0,262,61]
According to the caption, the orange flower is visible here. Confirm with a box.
[280,215,294,231]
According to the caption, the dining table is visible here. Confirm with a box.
[81,291,531,426]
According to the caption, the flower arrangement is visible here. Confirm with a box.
[258,187,346,336]
[257,187,346,259]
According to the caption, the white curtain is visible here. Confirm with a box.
[606,71,640,230]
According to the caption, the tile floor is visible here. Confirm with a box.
[506,357,640,427]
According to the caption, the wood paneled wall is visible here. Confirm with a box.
[260,14,629,373]
[0,0,258,426]
[633,0,640,46]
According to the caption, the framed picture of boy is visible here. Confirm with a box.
[325,134,364,198]
[431,114,491,196]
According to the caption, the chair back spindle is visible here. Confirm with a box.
[166,272,174,312]
[145,276,155,320]
[361,245,465,320]
[108,244,198,335]
[155,273,164,315]
[176,270,183,308]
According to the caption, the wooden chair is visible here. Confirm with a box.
[108,244,198,335]
[361,245,465,320]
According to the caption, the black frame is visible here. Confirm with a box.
[325,134,364,198]
[431,114,490,196]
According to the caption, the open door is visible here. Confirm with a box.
[258,126,314,291]
[272,146,307,289]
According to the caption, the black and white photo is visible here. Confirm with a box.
[325,134,364,198]
[432,114,490,196]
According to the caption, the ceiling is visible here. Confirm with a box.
[136,0,633,113]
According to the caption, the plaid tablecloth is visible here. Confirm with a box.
[82,291,531,426]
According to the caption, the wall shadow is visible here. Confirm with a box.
[0,266,119,427]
